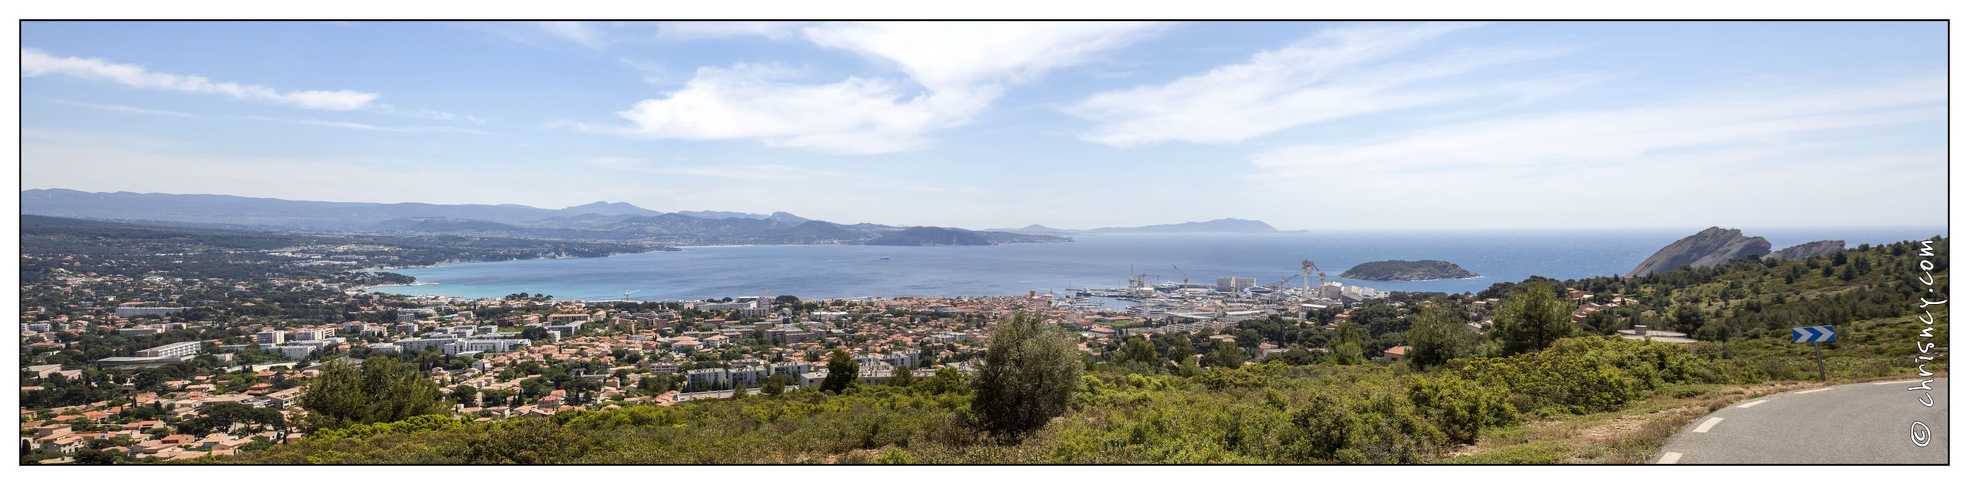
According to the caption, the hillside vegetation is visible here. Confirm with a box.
[1339,260,1480,281]
[215,237,1946,464]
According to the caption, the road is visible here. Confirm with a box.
[1654,378,1948,464]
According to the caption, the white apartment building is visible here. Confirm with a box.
[440,339,531,356]
[135,341,201,358]
[255,330,286,346]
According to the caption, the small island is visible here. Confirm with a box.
[1339,260,1480,281]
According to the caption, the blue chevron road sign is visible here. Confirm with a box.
[1793,325,1836,343]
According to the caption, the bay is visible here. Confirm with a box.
[370,226,1945,303]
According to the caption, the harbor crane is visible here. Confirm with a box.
[1171,265,1189,286]
[1127,265,1159,289]
[1302,260,1326,291]
[1273,274,1300,290]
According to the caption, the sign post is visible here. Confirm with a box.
[1792,325,1835,381]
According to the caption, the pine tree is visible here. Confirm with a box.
[1405,299,1475,368]
[296,356,449,431]
[819,350,859,393]
[1490,281,1578,356]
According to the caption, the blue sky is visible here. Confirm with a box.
[18,21,1948,231]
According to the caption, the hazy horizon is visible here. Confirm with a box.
[21,187,1954,236]
[20,21,1948,231]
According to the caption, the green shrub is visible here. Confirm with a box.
[1452,336,1746,415]
[1284,386,1444,463]
[873,447,915,464]
[305,414,469,442]
[1406,373,1517,444]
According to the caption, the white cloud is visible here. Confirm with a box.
[611,22,1166,154]
[1068,22,1574,147]
[615,64,951,154]
[370,104,484,124]
[243,116,490,134]
[1242,79,1947,228]
[539,21,607,48]
[22,48,379,111]
[50,99,197,117]
[799,22,1165,94]
[588,157,987,195]
[533,22,804,48]
[619,58,670,84]
[654,21,802,41]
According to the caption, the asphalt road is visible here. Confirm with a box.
[1655,378,1948,464]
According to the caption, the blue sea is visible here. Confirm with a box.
[370,227,1945,304]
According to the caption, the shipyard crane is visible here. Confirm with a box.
[1272,274,1300,290]
[1171,265,1189,286]
[1127,265,1160,289]
[1302,260,1326,291]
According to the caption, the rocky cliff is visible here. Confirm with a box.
[1625,227,1772,278]
[1767,240,1846,261]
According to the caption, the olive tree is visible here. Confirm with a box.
[970,312,1082,438]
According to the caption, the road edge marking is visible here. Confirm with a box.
[1797,388,1832,394]
[1657,452,1683,464]
[1736,399,1769,408]
[1694,417,1724,433]
[1874,380,1921,385]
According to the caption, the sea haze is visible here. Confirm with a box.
[370,227,1946,303]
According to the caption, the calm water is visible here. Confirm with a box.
[372,227,1945,302]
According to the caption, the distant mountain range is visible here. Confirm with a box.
[22,189,1293,247]
[19,189,1069,247]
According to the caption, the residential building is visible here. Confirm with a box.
[114,307,189,318]
[290,328,332,341]
[441,339,532,356]
[255,330,286,346]
[268,345,314,360]
[729,365,768,387]
[1378,346,1409,362]
[769,361,811,376]
[135,341,201,358]
[685,368,729,390]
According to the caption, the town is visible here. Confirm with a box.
[20,252,1653,465]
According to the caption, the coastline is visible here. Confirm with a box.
[356,228,1945,304]
[1343,275,1489,283]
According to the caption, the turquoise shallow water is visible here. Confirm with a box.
[370,227,1945,302]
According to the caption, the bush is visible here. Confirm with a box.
[1406,373,1516,444]
[970,313,1083,438]
[1285,386,1444,463]
[461,419,596,464]
[307,414,471,442]
[1455,336,1733,415]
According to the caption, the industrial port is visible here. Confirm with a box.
[1056,261,1392,325]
